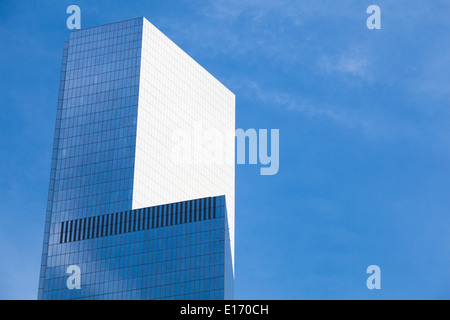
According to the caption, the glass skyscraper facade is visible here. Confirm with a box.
[38,17,235,300]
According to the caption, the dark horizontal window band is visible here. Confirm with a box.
[59,196,222,244]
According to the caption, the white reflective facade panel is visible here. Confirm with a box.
[132,18,235,273]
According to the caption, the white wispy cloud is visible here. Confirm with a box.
[232,78,433,144]
[318,54,370,79]
[158,0,450,148]
[243,80,343,121]
[234,79,380,137]
[163,0,360,62]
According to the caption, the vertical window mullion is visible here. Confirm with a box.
[156,206,160,228]
[151,207,155,229]
[193,200,197,222]
[60,221,65,243]
[175,203,178,225]
[208,197,212,219]
[82,218,87,240]
[68,220,73,242]
[105,214,110,237]
[78,219,83,240]
[86,217,91,239]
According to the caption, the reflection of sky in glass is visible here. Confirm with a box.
[39,18,233,300]
[44,196,228,300]
[52,18,142,223]
[39,18,144,299]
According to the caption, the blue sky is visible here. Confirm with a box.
[1,0,450,299]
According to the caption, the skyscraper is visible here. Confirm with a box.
[38,17,235,300]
